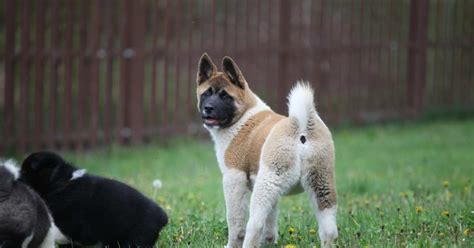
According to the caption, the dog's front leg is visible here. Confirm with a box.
[223,169,250,248]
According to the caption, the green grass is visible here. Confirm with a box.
[62,119,474,247]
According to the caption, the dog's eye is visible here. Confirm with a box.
[220,92,232,101]
[203,89,212,97]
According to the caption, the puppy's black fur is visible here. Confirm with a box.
[20,152,168,248]
[0,161,52,248]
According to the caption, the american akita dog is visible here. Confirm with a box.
[196,53,338,248]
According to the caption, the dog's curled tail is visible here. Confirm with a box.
[287,81,317,135]
[0,159,20,192]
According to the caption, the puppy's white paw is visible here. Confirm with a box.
[262,227,278,245]
[317,206,338,247]
[319,222,338,247]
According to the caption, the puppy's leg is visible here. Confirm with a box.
[223,169,250,248]
[302,165,338,247]
[243,162,299,248]
[262,204,279,245]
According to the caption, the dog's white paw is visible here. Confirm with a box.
[319,222,338,247]
[316,206,338,247]
[262,227,278,245]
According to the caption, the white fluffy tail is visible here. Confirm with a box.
[287,81,316,134]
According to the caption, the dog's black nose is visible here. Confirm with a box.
[204,105,214,114]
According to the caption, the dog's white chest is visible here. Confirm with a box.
[214,141,228,173]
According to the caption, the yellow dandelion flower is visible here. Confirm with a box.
[157,196,166,204]
[442,180,449,188]
[464,186,470,195]
[415,206,423,214]
[464,228,471,236]
[288,227,296,235]
[309,228,317,235]
[447,191,453,199]
[284,245,297,248]
[441,210,449,217]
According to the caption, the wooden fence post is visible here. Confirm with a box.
[407,0,429,113]
[3,0,16,153]
[120,0,145,144]
[277,0,291,113]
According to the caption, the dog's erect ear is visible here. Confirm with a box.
[222,56,245,89]
[197,53,217,85]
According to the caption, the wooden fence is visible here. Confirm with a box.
[2,0,473,152]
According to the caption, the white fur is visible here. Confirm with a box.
[70,169,86,180]
[1,159,20,179]
[223,169,250,248]
[21,232,34,248]
[38,215,69,248]
[51,223,69,245]
[316,205,338,247]
[39,226,56,248]
[301,178,338,247]
[287,81,316,134]
[243,132,302,247]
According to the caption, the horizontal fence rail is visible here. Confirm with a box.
[1,0,473,153]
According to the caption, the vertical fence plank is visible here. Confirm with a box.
[33,0,45,151]
[448,0,458,105]
[3,0,16,152]
[387,0,394,113]
[174,0,183,129]
[395,1,403,112]
[120,0,131,144]
[149,0,158,136]
[407,0,428,112]
[63,0,74,150]
[185,0,194,121]
[19,0,31,152]
[89,0,101,147]
[357,0,365,120]
[277,0,291,113]
[48,0,60,149]
[345,0,353,121]
[77,0,89,149]
[105,0,118,143]
[161,0,171,133]
[120,0,145,144]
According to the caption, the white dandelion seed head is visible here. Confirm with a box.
[152,179,162,189]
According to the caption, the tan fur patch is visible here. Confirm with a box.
[224,110,285,175]
[259,118,299,175]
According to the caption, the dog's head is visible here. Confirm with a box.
[196,53,256,129]
[20,151,75,195]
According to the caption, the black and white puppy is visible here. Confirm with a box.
[0,159,63,248]
[20,152,168,248]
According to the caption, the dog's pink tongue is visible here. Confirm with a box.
[205,119,219,125]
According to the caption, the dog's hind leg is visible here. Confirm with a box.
[243,120,300,248]
[262,203,279,245]
[301,155,338,248]
[223,169,250,248]
[243,160,299,248]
